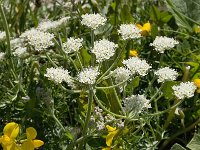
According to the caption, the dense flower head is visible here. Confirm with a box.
[37,16,70,32]
[123,94,151,114]
[81,13,107,29]
[63,37,83,54]
[111,67,131,84]
[20,28,54,51]
[150,36,179,53]
[10,38,24,50]
[0,52,5,60]
[91,39,118,62]
[45,67,73,85]
[123,57,151,76]
[77,67,99,84]
[13,47,27,57]
[155,67,178,83]
[0,31,6,42]
[172,82,197,99]
[118,24,142,40]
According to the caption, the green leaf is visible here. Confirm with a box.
[132,76,140,89]
[162,81,177,100]
[187,133,200,150]
[120,4,134,23]
[150,5,161,21]
[160,12,173,23]
[170,143,186,150]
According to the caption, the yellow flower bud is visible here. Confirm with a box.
[129,50,138,57]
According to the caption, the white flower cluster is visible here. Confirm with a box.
[77,67,99,84]
[123,94,151,114]
[91,106,123,130]
[111,67,131,84]
[81,13,107,30]
[118,24,142,40]
[92,39,118,62]
[10,38,24,50]
[63,37,83,54]
[45,67,73,85]
[123,57,151,76]
[0,52,5,60]
[37,17,70,32]
[20,29,54,51]
[13,47,27,57]
[0,31,6,42]
[172,82,197,99]
[155,67,178,83]
[150,36,179,53]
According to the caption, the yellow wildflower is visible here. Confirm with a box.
[102,125,119,150]
[194,26,200,33]
[194,79,200,93]
[21,127,44,150]
[0,122,20,150]
[136,22,151,36]
[129,50,138,57]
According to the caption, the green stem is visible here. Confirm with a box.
[93,92,127,119]
[91,30,95,66]
[81,86,94,147]
[0,4,15,73]
[46,54,58,68]
[52,114,65,131]
[76,52,83,69]
[97,43,125,83]
[149,83,164,102]
[163,99,179,129]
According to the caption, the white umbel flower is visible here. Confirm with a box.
[0,31,6,42]
[77,67,99,84]
[81,13,107,30]
[20,29,54,51]
[37,17,70,32]
[0,52,5,60]
[13,47,27,57]
[155,67,178,83]
[45,67,73,85]
[92,39,118,62]
[118,24,142,40]
[123,95,151,114]
[123,57,151,76]
[150,36,179,53]
[10,38,24,50]
[172,82,197,99]
[111,67,131,84]
[63,37,83,54]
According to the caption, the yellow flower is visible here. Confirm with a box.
[136,22,151,36]
[0,122,20,150]
[105,125,119,147]
[194,79,200,93]
[21,127,44,150]
[194,26,200,33]
[129,50,138,57]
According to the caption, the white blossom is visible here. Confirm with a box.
[13,47,27,57]
[123,57,151,76]
[37,17,70,32]
[0,52,5,60]
[150,36,179,53]
[10,38,24,50]
[77,67,99,84]
[155,67,178,83]
[92,39,118,62]
[111,67,131,84]
[45,67,73,85]
[172,82,197,99]
[63,37,83,54]
[0,31,6,42]
[81,13,107,29]
[118,24,142,40]
[20,29,54,51]
[123,94,151,114]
